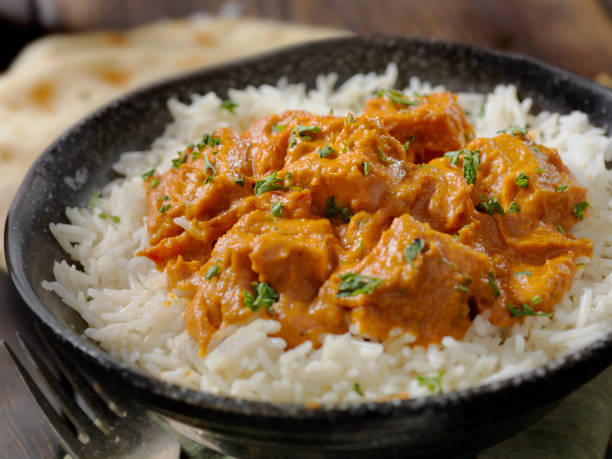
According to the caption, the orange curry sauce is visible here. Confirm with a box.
[141,90,592,354]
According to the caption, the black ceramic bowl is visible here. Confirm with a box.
[5,36,612,458]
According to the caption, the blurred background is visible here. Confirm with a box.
[1,0,611,78]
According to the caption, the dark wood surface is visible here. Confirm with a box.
[0,1,611,457]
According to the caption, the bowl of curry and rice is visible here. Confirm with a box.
[5,36,612,458]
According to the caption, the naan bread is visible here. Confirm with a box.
[0,17,347,269]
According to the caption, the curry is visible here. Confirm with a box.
[141,90,592,354]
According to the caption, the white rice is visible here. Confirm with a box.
[42,64,612,404]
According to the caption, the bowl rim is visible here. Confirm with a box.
[5,34,612,420]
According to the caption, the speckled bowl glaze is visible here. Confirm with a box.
[5,36,612,458]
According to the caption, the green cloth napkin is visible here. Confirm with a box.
[162,365,612,458]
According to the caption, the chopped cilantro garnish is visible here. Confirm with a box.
[507,201,521,213]
[220,99,238,113]
[243,282,279,314]
[577,262,585,268]
[158,204,172,213]
[515,172,529,188]
[362,161,371,176]
[455,278,472,294]
[200,133,221,148]
[416,370,444,394]
[271,201,284,217]
[444,150,461,166]
[377,147,392,164]
[191,150,201,159]
[507,303,552,318]
[172,152,187,170]
[203,154,216,179]
[325,196,352,222]
[336,273,382,297]
[318,145,335,158]
[536,168,545,174]
[352,383,364,396]
[403,135,414,151]
[555,185,567,192]
[157,194,169,203]
[254,171,284,195]
[572,201,589,220]
[149,178,159,188]
[99,213,120,223]
[478,195,505,216]
[205,263,221,280]
[86,296,93,302]
[478,105,485,118]
[497,125,528,136]
[141,168,156,180]
[557,224,566,234]
[446,149,480,184]
[530,294,543,305]
[514,270,532,277]
[272,124,286,133]
[289,125,321,147]
[235,175,245,186]
[488,272,500,298]
[375,88,419,106]
[404,238,425,264]
[88,191,100,209]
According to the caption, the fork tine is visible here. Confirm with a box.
[15,332,105,444]
[34,324,120,434]
[1,340,85,458]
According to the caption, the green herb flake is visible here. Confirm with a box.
[86,296,93,302]
[318,145,335,158]
[191,150,201,160]
[205,263,221,280]
[572,201,589,220]
[243,282,279,314]
[444,150,461,166]
[149,178,159,189]
[203,154,217,179]
[557,224,566,234]
[533,145,540,153]
[478,195,505,216]
[363,161,371,176]
[376,147,392,164]
[462,149,480,185]
[403,136,414,151]
[530,294,543,305]
[220,99,238,113]
[352,383,364,396]
[404,238,425,264]
[497,125,528,136]
[254,171,284,195]
[272,124,287,133]
[325,196,352,223]
[515,172,529,188]
[336,273,382,298]
[235,175,245,186]
[158,204,172,213]
[478,105,485,118]
[557,185,567,192]
[271,201,284,217]
[536,167,545,174]
[488,272,501,299]
[514,270,532,277]
[455,278,472,294]
[289,125,321,147]
[88,191,100,209]
[577,262,585,268]
[172,152,187,170]
[375,88,419,107]
[507,303,552,318]
[141,168,156,180]
[507,201,521,213]
[157,194,170,203]
[416,371,444,394]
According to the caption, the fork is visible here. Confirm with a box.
[1,331,181,459]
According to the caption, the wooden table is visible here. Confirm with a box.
[0,1,610,457]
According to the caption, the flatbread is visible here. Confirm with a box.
[0,17,347,270]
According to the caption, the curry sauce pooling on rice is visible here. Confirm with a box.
[140,90,593,354]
